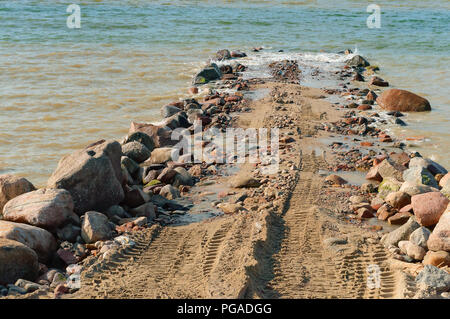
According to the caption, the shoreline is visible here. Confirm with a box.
[1,48,449,299]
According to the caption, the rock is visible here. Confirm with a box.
[193,63,222,84]
[409,157,447,176]
[47,140,124,215]
[377,158,406,182]
[0,175,35,214]
[388,212,413,225]
[399,181,438,196]
[349,195,366,204]
[230,173,261,188]
[2,188,75,231]
[380,216,420,248]
[398,240,427,260]
[56,224,80,243]
[423,251,450,267]
[172,167,194,187]
[159,184,180,200]
[56,248,78,265]
[0,238,39,285]
[369,76,389,87]
[324,174,347,186]
[129,122,175,148]
[385,191,411,209]
[378,177,403,199]
[377,204,396,221]
[122,141,151,164]
[440,173,450,188]
[403,166,438,188]
[357,207,374,219]
[376,89,431,112]
[157,167,177,184]
[129,202,156,220]
[161,105,182,118]
[409,227,431,249]
[81,212,114,244]
[217,203,245,214]
[122,187,149,208]
[121,156,139,175]
[54,283,69,297]
[427,211,450,252]
[215,49,231,61]
[0,220,57,263]
[415,265,450,293]
[412,192,449,227]
[365,165,382,182]
[361,183,377,193]
[399,204,413,213]
[163,112,190,129]
[123,131,155,153]
[105,205,127,219]
[146,147,174,165]
[346,55,370,67]
[230,50,246,58]
[14,279,43,293]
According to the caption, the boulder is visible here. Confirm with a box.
[409,227,431,249]
[385,191,411,209]
[0,220,57,263]
[157,167,177,184]
[415,265,450,293]
[129,203,156,220]
[403,166,438,188]
[409,157,447,176]
[128,122,175,148]
[377,158,406,182]
[423,251,450,267]
[173,167,194,187]
[121,156,139,175]
[105,205,127,219]
[146,147,174,165]
[427,211,450,252]
[0,238,39,285]
[388,212,412,225]
[2,188,75,230]
[377,204,396,221]
[47,140,124,215]
[81,211,114,244]
[398,240,426,261]
[122,187,149,208]
[215,49,231,61]
[163,112,190,130]
[378,177,402,199]
[399,181,438,196]
[411,192,449,227]
[324,174,347,186]
[123,131,155,153]
[122,141,151,163]
[369,76,388,87]
[376,89,431,112]
[440,173,450,188]
[380,216,420,248]
[346,55,370,67]
[159,184,180,200]
[193,63,222,84]
[56,224,80,243]
[365,165,382,182]
[0,175,35,213]
[161,105,182,118]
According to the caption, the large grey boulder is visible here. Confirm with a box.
[403,166,438,188]
[0,220,57,263]
[122,141,151,163]
[346,55,370,67]
[161,105,182,119]
[47,140,124,215]
[193,63,222,85]
[409,157,447,176]
[415,265,450,293]
[123,131,155,153]
[409,227,431,249]
[0,238,39,285]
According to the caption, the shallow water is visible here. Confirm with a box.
[0,0,448,185]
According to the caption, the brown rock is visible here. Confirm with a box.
[0,174,35,213]
[366,165,382,182]
[411,192,449,227]
[357,207,374,219]
[427,211,450,252]
[388,212,413,225]
[81,211,113,244]
[385,191,411,209]
[0,238,39,285]
[47,140,124,215]
[157,168,177,184]
[0,220,57,263]
[376,89,431,112]
[369,76,389,87]
[399,204,413,213]
[2,188,75,231]
[377,204,396,221]
[439,173,450,188]
[325,174,347,186]
[423,250,450,267]
[129,122,176,148]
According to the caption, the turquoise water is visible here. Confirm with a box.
[0,1,449,184]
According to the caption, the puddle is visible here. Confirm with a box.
[366,217,399,233]
[318,169,367,186]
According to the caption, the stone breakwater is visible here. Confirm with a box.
[0,48,449,299]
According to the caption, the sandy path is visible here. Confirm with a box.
[68,80,404,299]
